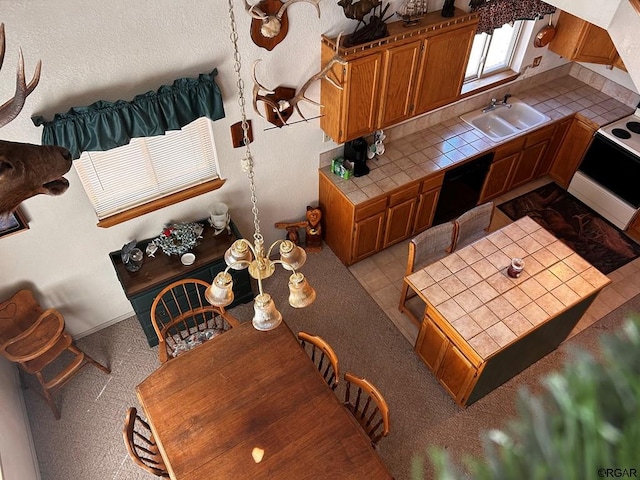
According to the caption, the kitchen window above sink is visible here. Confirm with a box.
[460,97,550,142]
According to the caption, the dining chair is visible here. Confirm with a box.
[343,372,390,447]
[0,289,111,419]
[298,331,339,390]
[122,407,169,477]
[398,221,455,325]
[452,201,494,251]
[151,278,240,363]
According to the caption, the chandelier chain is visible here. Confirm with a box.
[228,0,262,244]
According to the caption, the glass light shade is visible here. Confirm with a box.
[279,240,307,271]
[205,272,235,307]
[288,272,316,308]
[252,293,282,331]
[224,240,253,270]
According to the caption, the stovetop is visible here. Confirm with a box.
[598,108,640,157]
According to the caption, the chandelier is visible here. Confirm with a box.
[205,0,316,331]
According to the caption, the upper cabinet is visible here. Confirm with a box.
[320,9,479,144]
[548,11,619,65]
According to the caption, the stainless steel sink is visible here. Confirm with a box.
[460,97,550,142]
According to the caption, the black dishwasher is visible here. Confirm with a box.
[432,152,493,224]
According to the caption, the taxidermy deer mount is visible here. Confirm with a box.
[252,33,346,127]
[0,23,72,216]
[244,0,321,51]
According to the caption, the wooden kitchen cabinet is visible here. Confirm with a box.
[415,310,479,405]
[353,198,387,263]
[378,41,422,127]
[320,50,382,143]
[319,169,443,266]
[549,114,597,188]
[548,11,618,65]
[413,173,444,233]
[510,124,555,189]
[320,9,479,143]
[383,183,420,248]
[535,118,571,177]
[412,23,477,116]
[479,123,557,202]
[479,137,524,202]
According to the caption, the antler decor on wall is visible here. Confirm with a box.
[251,34,346,127]
[244,0,321,50]
[0,23,72,216]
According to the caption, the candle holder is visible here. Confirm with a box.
[507,258,525,278]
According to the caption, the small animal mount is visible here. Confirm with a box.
[244,0,321,51]
[252,35,346,127]
[338,0,393,47]
[0,23,72,216]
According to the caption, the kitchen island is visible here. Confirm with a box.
[406,216,610,407]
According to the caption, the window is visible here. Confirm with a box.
[74,117,221,221]
[465,21,523,82]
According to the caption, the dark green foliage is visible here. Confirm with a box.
[427,316,640,480]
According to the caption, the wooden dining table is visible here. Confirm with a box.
[136,321,393,479]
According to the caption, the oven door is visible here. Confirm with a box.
[577,133,640,208]
[568,132,640,230]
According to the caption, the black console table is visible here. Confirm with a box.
[109,221,253,346]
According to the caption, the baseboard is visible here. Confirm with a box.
[72,311,135,340]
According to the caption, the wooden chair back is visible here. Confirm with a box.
[150,278,240,363]
[122,407,169,477]
[452,201,494,251]
[0,289,110,419]
[298,331,339,390]
[399,222,455,325]
[343,372,390,446]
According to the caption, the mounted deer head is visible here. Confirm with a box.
[252,33,346,127]
[244,0,321,50]
[0,23,72,216]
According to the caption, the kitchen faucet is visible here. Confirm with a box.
[482,94,512,113]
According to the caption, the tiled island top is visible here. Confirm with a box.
[321,75,634,206]
[406,216,611,360]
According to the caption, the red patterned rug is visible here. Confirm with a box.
[498,182,640,274]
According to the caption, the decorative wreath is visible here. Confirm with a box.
[152,222,204,256]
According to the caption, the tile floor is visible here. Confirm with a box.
[348,176,640,346]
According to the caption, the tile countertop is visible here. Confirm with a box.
[406,216,611,360]
[321,75,635,206]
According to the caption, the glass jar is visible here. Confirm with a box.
[124,248,144,272]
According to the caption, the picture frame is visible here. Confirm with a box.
[0,208,30,239]
[632,0,640,15]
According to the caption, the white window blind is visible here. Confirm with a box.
[74,117,220,219]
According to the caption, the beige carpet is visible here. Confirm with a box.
[23,244,634,479]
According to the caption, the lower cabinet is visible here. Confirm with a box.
[415,311,479,406]
[320,171,443,266]
[549,114,598,188]
[480,122,556,203]
[109,222,254,347]
[319,114,593,267]
[384,183,420,248]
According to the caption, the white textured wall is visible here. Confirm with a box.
[0,0,357,336]
[0,358,39,480]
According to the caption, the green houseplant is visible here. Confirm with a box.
[423,316,640,480]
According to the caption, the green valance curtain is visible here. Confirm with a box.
[32,69,225,160]
[469,0,556,34]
